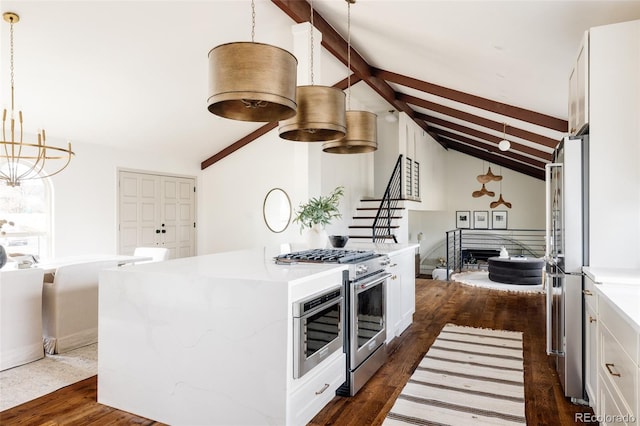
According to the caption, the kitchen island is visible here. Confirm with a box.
[97,247,348,426]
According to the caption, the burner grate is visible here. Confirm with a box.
[275,249,376,264]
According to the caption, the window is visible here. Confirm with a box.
[0,170,52,260]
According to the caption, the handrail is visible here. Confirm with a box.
[445,228,546,279]
[372,155,403,242]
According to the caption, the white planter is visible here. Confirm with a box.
[305,225,328,249]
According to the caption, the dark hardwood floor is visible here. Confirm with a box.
[1,278,596,425]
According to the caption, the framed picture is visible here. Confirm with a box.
[473,211,489,229]
[456,210,470,229]
[492,210,508,229]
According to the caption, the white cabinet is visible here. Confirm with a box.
[587,280,640,426]
[385,260,401,344]
[386,247,416,343]
[398,249,416,334]
[597,296,639,425]
[588,19,640,268]
[287,352,345,426]
[568,31,589,135]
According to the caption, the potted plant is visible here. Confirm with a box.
[293,186,344,247]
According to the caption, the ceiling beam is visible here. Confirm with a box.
[435,129,549,168]
[201,75,357,170]
[201,123,278,170]
[375,68,568,132]
[397,93,559,149]
[442,137,545,180]
[270,0,445,148]
[419,114,553,161]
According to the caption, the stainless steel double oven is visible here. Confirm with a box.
[277,248,391,396]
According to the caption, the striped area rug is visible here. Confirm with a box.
[384,324,526,425]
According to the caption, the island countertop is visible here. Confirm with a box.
[121,246,348,284]
[344,241,419,256]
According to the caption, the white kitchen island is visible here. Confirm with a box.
[97,247,347,426]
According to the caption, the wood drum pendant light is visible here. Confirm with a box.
[207,1,297,122]
[322,0,377,154]
[279,0,346,142]
[279,86,346,141]
[323,110,377,153]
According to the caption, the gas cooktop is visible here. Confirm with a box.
[274,248,377,264]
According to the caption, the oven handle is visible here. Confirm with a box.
[355,273,391,293]
[300,296,344,319]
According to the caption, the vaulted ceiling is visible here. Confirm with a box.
[203,0,640,180]
[2,1,639,181]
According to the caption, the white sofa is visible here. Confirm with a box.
[0,268,46,370]
[133,246,169,263]
[42,260,119,354]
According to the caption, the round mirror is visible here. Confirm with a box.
[263,188,292,233]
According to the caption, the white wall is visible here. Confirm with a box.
[46,126,544,263]
[408,150,545,266]
[44,102,544,263]
[445,151,545,228]
[374,116,400,197]
[49,140,199,258]
[199,127,373,254]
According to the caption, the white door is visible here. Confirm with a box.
[118,170,196,259]
[159,176,196,259]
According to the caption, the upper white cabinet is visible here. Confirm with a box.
[568,31,589,135]
[586,19,640,268]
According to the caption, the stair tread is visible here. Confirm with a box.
[349,225,400,229]
[356,207,405,210]
[352,216,402,219]
[348,235,396,239]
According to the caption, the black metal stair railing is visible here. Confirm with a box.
[372,155,403,243]
[445,228,546,279]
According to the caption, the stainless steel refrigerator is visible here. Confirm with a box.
[544,133,589,403]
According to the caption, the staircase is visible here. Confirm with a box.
[347,155,409,243]
[348,199,406,242]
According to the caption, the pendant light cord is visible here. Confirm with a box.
[9,15,15,116]
[310,0,314,85]
[250,0,256,43]
[346,0,352,110]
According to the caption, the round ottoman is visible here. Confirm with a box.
[487,256,544,285]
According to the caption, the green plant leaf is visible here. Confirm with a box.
[293,186,344,232]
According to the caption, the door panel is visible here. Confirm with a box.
[118,171,196,259]
[163,204,177,221]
